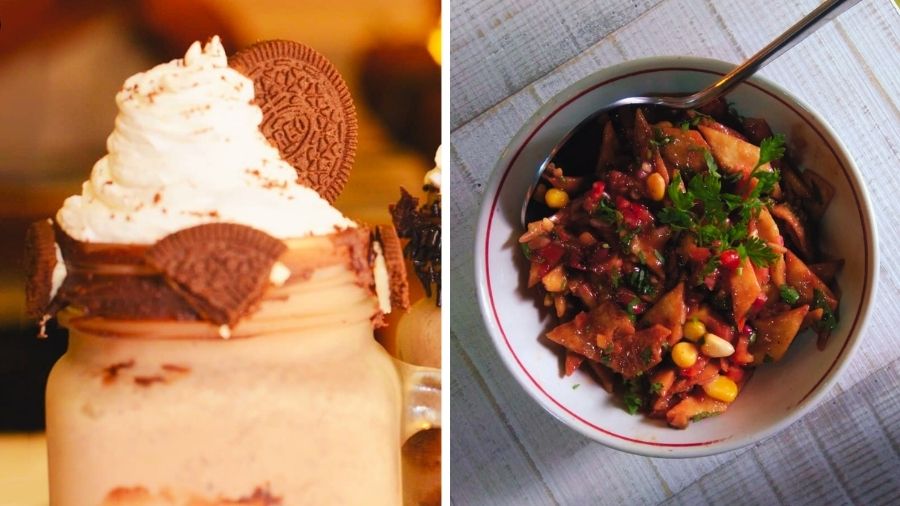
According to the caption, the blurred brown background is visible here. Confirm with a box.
[0,0,440,503]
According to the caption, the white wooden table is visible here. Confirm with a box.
[449,0,900,504]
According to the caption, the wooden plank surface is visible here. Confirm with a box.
[449,0,900,504]
[449,0,664,129]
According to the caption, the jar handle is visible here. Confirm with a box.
[393,358,441,444]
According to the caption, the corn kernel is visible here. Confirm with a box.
[703,375,738,403]
[545,188,570,208]
[700,332,735,358]
[682,319,706,342]
[671,341,698,368]
[542,265,567,292]
[646,173,666,201]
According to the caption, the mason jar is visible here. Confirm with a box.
[45,230,440,505]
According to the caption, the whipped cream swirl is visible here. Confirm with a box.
[57,37,355,244]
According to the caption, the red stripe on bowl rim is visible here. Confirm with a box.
[483,67,869,448]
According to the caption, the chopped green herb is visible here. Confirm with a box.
[594,198,620,224]
[653,249,665,265]
[678,115,703,131]
[610,268,622,289]
[623,379,643,415]
[650,127,675,148]
[690,411,721,422]
[636,250,647,265]
[625,297,641,322]
[812,288,838,331]
[650,382,663,394]
[779,284,800,305]
[572,383,580,390]
[640,347,653,365]
[626,266,653,296]
[520,242,532,260]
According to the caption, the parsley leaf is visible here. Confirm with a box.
[650,382,663,394]
[779,284,800,305]
[755,134,786,169]
[739,236,778,266]
[704,150,721,178]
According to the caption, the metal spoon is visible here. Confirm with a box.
[522,0,861,227]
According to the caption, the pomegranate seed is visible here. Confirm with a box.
[590,181,606,199]
[720,249,740,269]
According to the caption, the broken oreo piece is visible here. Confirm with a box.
[376,224,410,312]
[229,40,357,204]
[146,223,287,326]
[24,219,58,319]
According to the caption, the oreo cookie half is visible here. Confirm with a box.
[24,219,58,319]
[230,39,358,203]
[146,223,287,326]
[376,224,410,312]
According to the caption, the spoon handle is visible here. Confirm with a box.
[683,0,862,108]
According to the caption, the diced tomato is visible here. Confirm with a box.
[587,247,611,273]
[733,334,754,365]
[564,352,585,377]
[573,311,589,331]
[615,196,654,229]
[590,181,606,199]
[689,246,712,263]
[533,242,565,278]
[725,366,746,383]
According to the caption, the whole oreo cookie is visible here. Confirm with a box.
[230,40,357,203]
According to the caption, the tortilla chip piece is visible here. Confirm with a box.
[751,304,810,363]
[698,124,771,177]
[666,394,728,429]
[731,257,762,330]
[641,282,686,345]
[606,324,671,379]
[784,250,838,310]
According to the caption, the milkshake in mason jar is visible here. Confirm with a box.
[25,37,438,505]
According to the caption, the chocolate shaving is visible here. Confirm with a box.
[390,188,441,305]
[145,223,286,326]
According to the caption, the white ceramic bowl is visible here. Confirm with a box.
[474,56,877,457]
